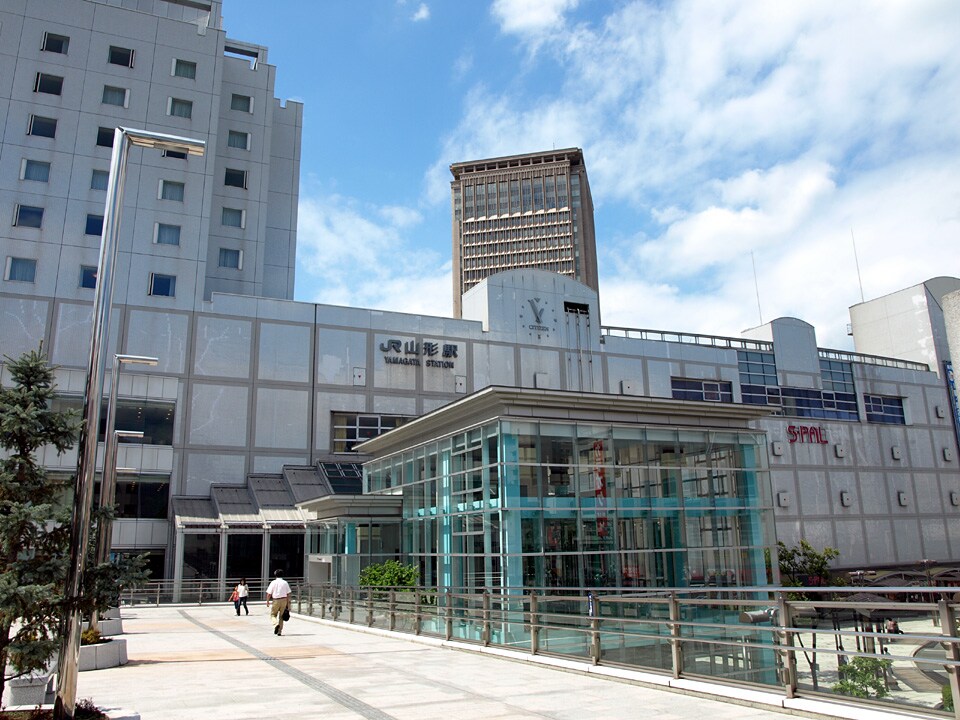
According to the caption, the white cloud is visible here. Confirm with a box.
[411,3,429,22]
[491,0,578,37]
[427,0,960,348]
[296,192,451,316]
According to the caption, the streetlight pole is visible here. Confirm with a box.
[54,128,203,720]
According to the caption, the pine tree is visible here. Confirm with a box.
[0,347,79,701]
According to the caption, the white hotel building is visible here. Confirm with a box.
[2,1,960,591]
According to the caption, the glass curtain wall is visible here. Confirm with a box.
[365,420,774,595]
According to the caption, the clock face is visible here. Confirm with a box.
[521,297,554,339]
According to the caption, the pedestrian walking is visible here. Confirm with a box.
[266,569,291,635]
[234,578,250,616]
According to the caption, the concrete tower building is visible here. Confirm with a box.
[450,148,598,318]
[0,0,302,310]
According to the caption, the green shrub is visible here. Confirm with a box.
[944,683,954,712]
[358,560,419,588]
[80,627,103,646]
[832,657,892,698]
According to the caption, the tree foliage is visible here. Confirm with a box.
[777,539,840,587]
[0,348,148,700]
[357,560,419,588]
[832,656,892,698]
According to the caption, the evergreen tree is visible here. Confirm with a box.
[0,348,149,701]
[0,347,78,700]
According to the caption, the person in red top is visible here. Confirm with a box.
[266,569,291,636]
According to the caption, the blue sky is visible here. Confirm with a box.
[224,0,960,348]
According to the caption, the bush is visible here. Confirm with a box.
[357,560,419,588]
[832,656,892,698]
[80,628,104,646]
[944,683,954,712]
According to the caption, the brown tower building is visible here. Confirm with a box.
[450,148,598,317]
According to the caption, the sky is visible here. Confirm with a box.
[223,0,960,349]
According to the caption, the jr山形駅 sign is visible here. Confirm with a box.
[380,339,459,369]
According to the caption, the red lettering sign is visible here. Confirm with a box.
[787,425,828,444]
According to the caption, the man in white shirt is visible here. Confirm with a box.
[266,569,292,636]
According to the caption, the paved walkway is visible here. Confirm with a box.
[74,605,919,720]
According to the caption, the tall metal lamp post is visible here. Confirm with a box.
[54,128,203,720]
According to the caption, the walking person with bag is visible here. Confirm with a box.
[234,577,250,616]
[266,569,291,636]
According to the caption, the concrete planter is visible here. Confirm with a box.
[83,618,124,636]
[4,704,139,719]
[79,637,128,671]
[8,673,54,706]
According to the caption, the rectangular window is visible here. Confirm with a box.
[14,205,44,228]
[22,160,51,182]
[91,169,109,190]
[331,413,410,453]
[80,265,97,289]
[221,207,245,228]
[230,93,252,112]
[227,130,249,150]
[224,168,247,188]
[162,149,187,160]
[160,180,185,201]
[28,115,57,138]
[34,73,64,95]
[149,273,176,297]
[42,32,70,54]
[108,45,134,67]
[671,378,733,403]
[168,98,193,119]
[96,126,114,147]
[218,248,241,269]
[85,214,104,236]
[864,394,906,425]
[173,59,197,79]
[102,85,128,107]
[6,257,37,283]
[155,223,181,246]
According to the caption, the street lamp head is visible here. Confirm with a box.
[114,430,144,440]
[116,354,158,366]
[121,127,205,156]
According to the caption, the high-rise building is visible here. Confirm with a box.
[450,148,598,317]
[0,0,302,310]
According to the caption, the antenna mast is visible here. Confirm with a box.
[851,229,865,302]
[751,251,763,325]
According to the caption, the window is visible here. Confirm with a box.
[173,59,197,79]
[162,149,187,160]
[14,205,44,228]
[155,223,181,246]
[864,394,906,425]
[85,214,104,236]
[6,257,37,283]
[671,378,733,403]
[102,85,128,107]
[34,73,64,95]
[160,180,185,201]
[168,98,193,119]
[22,160,51,182]
[331,413,410,453]
[96,126,114,147]
[218,248,241,269]
[80,265,97,289]
[149,273,176,297]
[227,130,249,150]
[230,93,252,112]
[42,32,70,54]
[221,207,244,228]
[224,168,247,188]
[91,169,109,190]
[28,115,57,138]
[108,45,134,67]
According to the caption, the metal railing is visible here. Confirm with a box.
[290,584,960,718]
[818,348,930,372]
[119,577,305,605]
[601,326,773,352]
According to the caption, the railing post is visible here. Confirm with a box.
[333,588,340,621]
[530,592,540,656]
[155,583,161,607]
[938,597,960,720]
[590,595,601,665]
[778,592,797,699]
[320,585,326,619]
[296,583,302,614]
[348,587,355,624]
[414,589,422,635]
[389,589,396,632]
[198,581,204,606]
[367,588,374,627]
[669,592,682,679]
[482,591,491,646]
[307,584,314,616]
[444,590,453,640]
